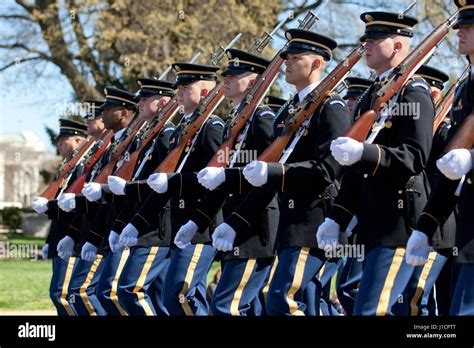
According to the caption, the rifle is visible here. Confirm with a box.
[257,43,366,163]
[40,135,97,200]
[152,34,243,174]
[433,65,469,134]
[111,52,203,181]
[344,11,459,143]
[206,9,324,167]
[63,130,114,194]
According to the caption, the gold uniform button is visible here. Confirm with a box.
[184,146,189,153]
[385,120,392,129]
[467,178,472,185]
[398,190,403,194]
[363,173,368,179]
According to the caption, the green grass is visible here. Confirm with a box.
[6,233,46,247]
[0,258,54,310]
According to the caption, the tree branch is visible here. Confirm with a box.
[14,0,35,14]
[0,56,45,72]
[0,14,34,21]
[0,42,50,58]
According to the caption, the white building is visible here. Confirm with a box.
[0,131,59,208]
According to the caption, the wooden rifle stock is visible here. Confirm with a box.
[444,113,474,153]
[65,131,114,193]
[112,99,179,180]
[433,89,456,134]
[40,136,96,200]
[154,86,225,173]
[207,56,284,167]
[344,11,458,143]
[257,44,366,163]
[433,65,469,134]
[207,12,321,168]
[92,116,147,184]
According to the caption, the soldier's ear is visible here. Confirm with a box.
[394,40,403,52]
[311,57,321,70]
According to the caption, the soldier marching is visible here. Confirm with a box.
[32,1,473,316]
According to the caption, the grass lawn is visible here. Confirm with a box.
[0,258,54,311]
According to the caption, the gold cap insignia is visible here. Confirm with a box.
[365,14,374,22]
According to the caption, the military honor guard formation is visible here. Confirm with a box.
[31,0,474,317]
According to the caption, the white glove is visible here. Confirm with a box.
[147,173,168,193]
[32,197,49,214]
[119,223,139,247]
[58,193,76,212]
[82,182,102,202]
[41,243,49,260]
[330,137,364,166]
[436,149,473,180]
[81,242,98,262]
[197,167,226,191]
[405,230,431,266]
[108,176,127,195]
[243,161,268,187]
[211,223,236,252]
[57,235,75,260]
[174,220,199,249]
[109,231,124,253]
[316,218,341,251]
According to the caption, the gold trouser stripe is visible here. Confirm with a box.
[179,244,204,316]
[410,251,437,316]
[60,257,77,316]
[133,247,159,316]
[318,263,326,279]
[287,247,310,316]
[262,256,278,303]
[375,248,405,316]
[79,255,103,316]
[230,259,257,316]
[281,164,285,192]
[110,249,130,316]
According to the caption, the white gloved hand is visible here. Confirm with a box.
[32,197,49,214]
[82,182,103,202]
[197,167,226,191]
[405,230,431,266]
[330,137,364,166]
[81,242,98,262]
[108,231,124,253]
[211,223,236,252]
[436,149,473,180]
[58,193,76,212]
[41,243,49,260]
[316,218,341,251]
[147,173,168,193]
[119,223,139,247]
[108,176,127,195]
[57,235,75,260]
[174,220,199,249]
[243,161,268,187]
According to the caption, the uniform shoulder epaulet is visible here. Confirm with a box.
[162,123,175,133]
[322,92,346,109]
[256,104,276,118]
[209,115,225,128]
[403,75,430,93]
